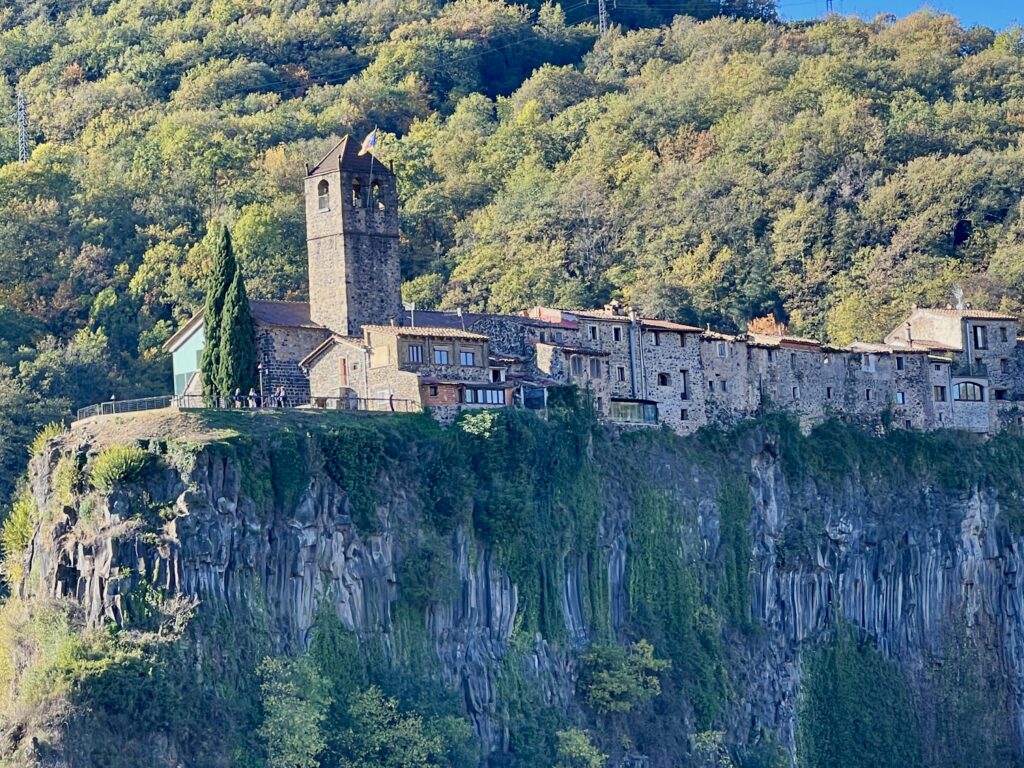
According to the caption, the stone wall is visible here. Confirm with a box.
[258,325,330,405]
[638,330,706,434]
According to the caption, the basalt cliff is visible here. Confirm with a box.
[4,406,1024,768]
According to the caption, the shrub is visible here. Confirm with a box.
[578,640,671,715]
[52,455,85,509]
[90,445,152,492]
[1,490,36,588]
[28,422,65,457]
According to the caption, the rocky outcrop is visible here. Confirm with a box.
[19,420,1024,766]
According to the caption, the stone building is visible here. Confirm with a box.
[165,135,1024,435]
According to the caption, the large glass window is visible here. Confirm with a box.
[570,356,583,376]
[464,388,505,404]
[459,350,475,366]
[610,400,658,424]
[954,381,984,401]
[434,348,450,365]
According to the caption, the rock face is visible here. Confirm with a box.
[20,421,1024,766]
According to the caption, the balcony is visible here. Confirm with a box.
[951,361,988,378]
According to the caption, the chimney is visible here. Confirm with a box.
[905,322,912,343]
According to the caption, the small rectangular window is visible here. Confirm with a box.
[464,388,474,403]
[571,356,583,376]
[491,368,504,383]
[790,352,796,366]
[652,332,660,346]
[896,356,905,371]
[589,326,597,340]
[933,385,947,402]
[657,372,670,386]
[680,370,689,400]
[767,350,775,362]
[708,380,715,392]
[717,342,727,358]
[792,386,800,400]
[826,387,833,399]
[1001,358,1010,374]
[934,364,941,372]
[539,331,546,342]
[1000,326,1008,342]
[822,354,831,365]
[995,389,1008,401]
[973,325,988,350]
[429,385,438,397]
[408,344,423,363]
[865,388,872,401]
[905,419,912,429]
[616,366,625,382]
[590,358,602,378]
[434,348,450,365]
[613,327,622,342]
[721,380,728,392]
[681,409,689,421]
[460,350,476,366]
[895,391,906,404]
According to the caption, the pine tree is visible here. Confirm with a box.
[199,225,237,404]
[217,266,257,396]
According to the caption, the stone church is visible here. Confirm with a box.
[165,136,1024,434]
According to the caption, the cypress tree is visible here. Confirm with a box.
[217,266,257,397]
[199,225,237,404]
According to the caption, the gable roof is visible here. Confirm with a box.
[908,307,1018,322]
[307,135,391,177]
[163,300,322,353]
[299,334,365,368]
[363,324,489,341]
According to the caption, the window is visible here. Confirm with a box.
[933,385,947,402]
[491,368,504,383]
[570,356,583,376]
[351,177,362,206]
[539,332,546,343]
[680,370,690,400]
[896,356,905,371]
[460,350,476,366]
[995,389,1008,401]
[434,348,450,365]
[790,352,796,366]
[555,332,564,343]
[954,381,984,401]
[610,400,658,424]
[1000,326,1008,342]
[657,373,671,386]
[1001,358,1010,374]
[429,385,438,397]
[865,388,872,401]
[613,327,622,342]
[651,332,660,346]
[616,366,625,382]
[905,419,912,429]
[681,409,689,421]
[822,354,831,365]
[767,350,775,362]
[371,180,384,210]
[589,326,598,340]
[407,344,423,364]
[590,358,602,378]
[973,325,988,350]
[895,391,906,405]
[934,364,941,372]
[708,381,715,392]
[792,386,800,400]
[826,387,833,399]
[317,180,330,212]
[861,354,876,372]
[717,342,727,358]
[721,380,729,393]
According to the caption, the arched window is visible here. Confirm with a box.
[351,177,362,207]
[954,381,985,402]
[371,180,385,210]
[317,180,330,212]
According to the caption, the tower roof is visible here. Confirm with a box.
[306,135,390,177]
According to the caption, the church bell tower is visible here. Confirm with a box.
[304,136,402,337]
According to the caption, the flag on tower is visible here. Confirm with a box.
[358,128,378,156]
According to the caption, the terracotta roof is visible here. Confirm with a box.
[307,135,392,177]
[886,338,961,352]
[703,330,738,342]
[747,333,822,349]
[363,324,488,341]
[911,307,1018,321]
[643,318,704,333]
[163,300,322,352]
[299,334,365,368]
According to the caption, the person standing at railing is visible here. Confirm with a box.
[275,386,286,408]
[248,387,258,408]
[233,388,243,408]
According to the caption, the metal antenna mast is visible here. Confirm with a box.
[598,0,608,35]
[16,90,28,163]
[825,0,833,12]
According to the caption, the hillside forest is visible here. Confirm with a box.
[3,1,1024,501]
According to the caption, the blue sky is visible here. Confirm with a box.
[780,0,1021,29]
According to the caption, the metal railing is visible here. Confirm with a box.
[76,395,174,421]
[951,361,988,378]
[173,393,421,414]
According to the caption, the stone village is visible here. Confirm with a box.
[164,135,1024,436]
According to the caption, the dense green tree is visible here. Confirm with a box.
[555,728,607,768]
[216,267,257,396]
[258,656,330,768]
[199,225,236,403]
